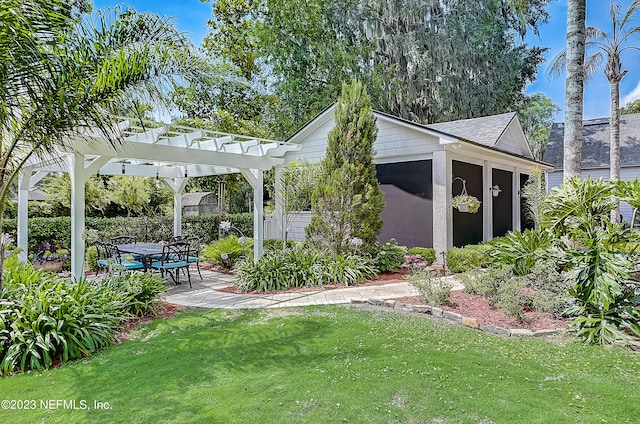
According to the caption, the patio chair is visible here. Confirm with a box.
[168,235,184,243]
[110,235,142,260]
[110,235,137,245]
[95,241,145,274]
[151,242,191,288]
[185,236,202,279]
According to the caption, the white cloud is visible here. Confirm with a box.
[622,80,640,106]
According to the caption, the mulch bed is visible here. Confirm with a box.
[394,291,568,331]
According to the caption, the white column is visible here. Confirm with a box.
[69,153,87,279]
[432,150,451,263]
[240,168,264,259]
[173,192,182,236]
[483,161,492,241]
[162,177,188,237]
[17,168,33,263]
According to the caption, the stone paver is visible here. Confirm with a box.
[163,269,447,309]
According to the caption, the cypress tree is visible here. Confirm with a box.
[306,80,384,253]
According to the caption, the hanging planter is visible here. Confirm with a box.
[452,177,481,213]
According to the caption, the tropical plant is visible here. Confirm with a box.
[613,178,640,227]
[492,229,553,276]
[0,2,206,289]
[307,80,384,253]
[541,177,640,344]
[202,235,253,271]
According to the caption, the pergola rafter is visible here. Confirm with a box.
[17,117,300,279]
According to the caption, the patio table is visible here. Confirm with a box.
[117,243,165,269]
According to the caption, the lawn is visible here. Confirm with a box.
[2,305,639,423]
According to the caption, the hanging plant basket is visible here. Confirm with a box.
[452,194,481,213]
[452,177,481,213]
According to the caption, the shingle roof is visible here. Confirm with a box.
[543,113,640,169]
[427,112,517,147]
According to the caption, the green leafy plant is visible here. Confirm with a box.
[202,235,253,271]
[371,239,407,273]
[492,229,553,276]
[99,272,167,316]
[451,194,481,213]
[85,244,99,271]
[235,248,375,292]
[407,269,452,306]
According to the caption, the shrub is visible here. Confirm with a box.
[372,239,407,273]
[235,248,375,292]
[492,277,529,321]
[458,266,512,298]
[407,269,452,306]
[85,245,99,271]
[202,235,253,270]
[408,247,436,265]
[446,244,492,273]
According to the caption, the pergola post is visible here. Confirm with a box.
[163,177,189,237]
[240,168,264,259]
[17,168,33,263]
[69,153,87,279]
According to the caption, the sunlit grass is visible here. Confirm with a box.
[2,306,639,423]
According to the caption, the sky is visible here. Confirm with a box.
[94,0,640,122]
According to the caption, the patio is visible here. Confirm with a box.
[162,268,443,309]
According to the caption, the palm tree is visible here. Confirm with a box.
[549,1,640,222]
[0,0,207,288]
[562,0,586,181]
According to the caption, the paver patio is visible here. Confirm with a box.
[164,269,463,309]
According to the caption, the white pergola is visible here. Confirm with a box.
[17,118,300,280]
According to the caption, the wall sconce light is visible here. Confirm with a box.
[184,168,188,178]
[490,185,501,197]
[156,168,159,180]
[121,163,126,174]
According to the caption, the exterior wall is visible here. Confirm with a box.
[494,126,522,155]
[547,167,640,226]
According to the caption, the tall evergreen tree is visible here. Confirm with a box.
[306,80,384,253]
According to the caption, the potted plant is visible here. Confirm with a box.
[32,241,70,272]
[452,194,481,213]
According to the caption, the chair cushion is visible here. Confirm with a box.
[122,260,145,270]
[151,261,188,270]
[187,256,198,263]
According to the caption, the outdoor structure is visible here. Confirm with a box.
[269,106,550,257]
[181,192,218,216]
[544,113,640,223]
[17,118,299,279]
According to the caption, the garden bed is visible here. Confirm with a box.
[394,290,568,331]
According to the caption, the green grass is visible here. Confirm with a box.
[2,306,640,423]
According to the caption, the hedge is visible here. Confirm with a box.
[3,213,254,254]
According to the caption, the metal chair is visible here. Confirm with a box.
[95,241,145,274]
[151,242,191,287]
[185,236,202,279]
[110,235,137,245]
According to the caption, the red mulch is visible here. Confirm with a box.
[394,291,568,331]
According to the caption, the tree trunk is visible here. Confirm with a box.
[610,79,622,223]
[563,0,586,181]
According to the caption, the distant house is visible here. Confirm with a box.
[270,105,549,256]
[544,113,640,223]
[181,192,217,216]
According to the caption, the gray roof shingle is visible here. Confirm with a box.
[544,113,640,169]
[427,112,517,147]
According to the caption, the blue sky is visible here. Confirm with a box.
[94,0,640,122]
